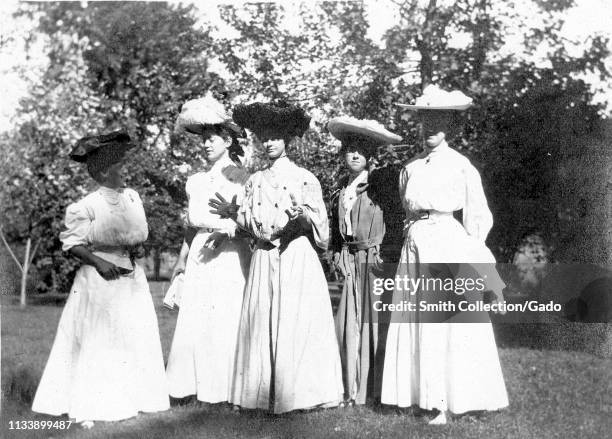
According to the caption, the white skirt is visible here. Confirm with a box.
[381,214,509,413]
[231,236,344,413]
[165,230,250,402]
[32,261,169,422]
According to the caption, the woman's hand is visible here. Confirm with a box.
[332,251,341,269]
[204,231,228,250]
[94,259,123,280]
[356,182,369,196]
[171,260,185,282]
[286,194,310,228]
[490,292,506,315]
[130,244,146,259]
[209,193,239,220]
[332,252,343,275]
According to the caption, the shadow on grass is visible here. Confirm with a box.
[2,363,39,406]
[491,314,612,358]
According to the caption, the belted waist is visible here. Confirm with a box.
[407,210,454,222]
[90,245,133,257]
[90,246,135,271]
[196,226,224,233]
[342,234,384,252]
[256,228,308,251]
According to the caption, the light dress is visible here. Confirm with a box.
[230,156,344,414]
[166,153,251,402]
[381,141,509,414]
[32,186,169,422]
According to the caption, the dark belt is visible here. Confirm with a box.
[342,235,384,252]
[257,228,308,251]
[412,210,430,220]
[91,245,131,256]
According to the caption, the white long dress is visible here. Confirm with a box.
[230,156,343,413]
[381,141,509,414]
[32,187,169,422]
[166,153,251,403]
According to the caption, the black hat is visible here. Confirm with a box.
[69,130,134,163]
[232,102,311,140]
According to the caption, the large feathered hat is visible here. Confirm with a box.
[327,116,402,152]
[69,130,134,163]
[175,93,244,137]
[232,101,311,140]
[396,84,473,111]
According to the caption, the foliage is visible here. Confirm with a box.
[3,2,218,292]
[1,0,609,293]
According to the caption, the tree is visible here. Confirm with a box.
[3,1,223,294]
[3,0,609,297]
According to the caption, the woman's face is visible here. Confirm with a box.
[344,148,368,174]
[260,135,287,160]
[420,112,451,149]
[101,161,124,189]
[202,129,230,163]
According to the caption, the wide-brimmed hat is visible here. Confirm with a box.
[327,116,402,150]
[69,130,134,163]
[232,101,311,140]
[396,84,473,111]
[175,94,243,137]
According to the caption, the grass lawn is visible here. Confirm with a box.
[2,282,611,438]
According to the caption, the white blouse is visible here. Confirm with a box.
[59,187,148,251]
[239,156,329,249]
[185,153,249,237]
[399,141,493,242]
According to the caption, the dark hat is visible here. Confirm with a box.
[69,130,134,163]
[232,101,311,140]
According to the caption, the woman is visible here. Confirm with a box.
[381,85,509,424]
[166,95,251,404]
[209,102,344,414]
[32,131,169,427]
[327,117,402,406]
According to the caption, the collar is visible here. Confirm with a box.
[98,185,124,205]
[347,170,368,187]
[269,155,292,172]
[424,139,450,161]
[99,185,123,195]
[206,151,234,173]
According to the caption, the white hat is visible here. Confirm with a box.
[396,84,473,111]
[175,93,240,134]
[327,116,402,146]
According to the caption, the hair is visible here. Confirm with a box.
[340,134,377,161]
[86,144,126,181]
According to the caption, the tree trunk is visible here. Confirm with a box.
[20,237,31,308]
[416,0,439,89]
[153,247,161,281]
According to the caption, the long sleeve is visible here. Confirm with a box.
[59,201,92,251]
[329,192,342,253]
[398,166,409,213]
[301,172,329,250]
[462,163,493,242]
[237,176,257,237]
